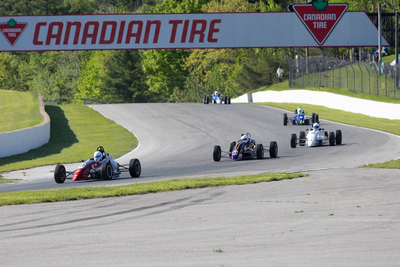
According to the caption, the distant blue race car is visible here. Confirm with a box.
[283,107,319,126]
[203,91,231,104]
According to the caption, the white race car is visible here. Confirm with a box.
[203,91,231,104]
[290,123,342,148]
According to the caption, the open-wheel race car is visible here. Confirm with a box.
[213,133,278,161]
[290,123,342,148]
[203,91,231,104]
[54,146,141,183]
[283,107,319,126]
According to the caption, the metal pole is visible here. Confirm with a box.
[378,4,382,62]
[395,11,398,95]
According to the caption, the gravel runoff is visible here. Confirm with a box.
[232,90,400,120]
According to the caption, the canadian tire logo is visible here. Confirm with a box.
[0,19,28,46]
[293,1,348,45]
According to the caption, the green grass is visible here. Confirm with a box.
[0,104,137,173]
[0,90,43,132]
[257,102,400,168]
[0,174,19,184]
[0,173,305,206]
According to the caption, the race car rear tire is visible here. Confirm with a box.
[283,113,288,126]
[129,158,141,178]
[269,141,278,158]
[213,145,221,162]
[229,141,236,157]
[54,164,66,184]
[316,114,319,123]
[311,113,316,124]
[299,131,306,146]
[203,95,207,104]
[256,144,264,159]
[228,96,231,104]
[329,132,336,146]
[336,130,342,145]
[102,161,113,180]
[224,96,228,104]
[290,133,297,148]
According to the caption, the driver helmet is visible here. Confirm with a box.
[241,134,249,142]
[93,151,102,162]
[313,123,320,130]
[214,91,219,95]
[297,108,303,114]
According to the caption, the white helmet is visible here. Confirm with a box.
[298,108,303,114]
[313,123,320,129]
[93,151,102,162]
[214,91,219,95]
[241,134,249,142]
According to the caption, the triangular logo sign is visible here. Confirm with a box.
[0,19,28,46]
[293,2,348,45]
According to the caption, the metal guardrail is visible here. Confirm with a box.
[285,56,400,99]
[44,99,57,105]
[81,98,109,105]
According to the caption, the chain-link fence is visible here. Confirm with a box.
[285,56,400,99]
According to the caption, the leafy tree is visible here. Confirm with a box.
[101,50,153,103]
[0,52,30,91]
[173,0,258,102]
[236,48,288,90]
[25,51,80,102]
[0,0,74,15]
[141,0,209,101]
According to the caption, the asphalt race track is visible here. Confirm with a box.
[2,103,400,266]
[2,103,400,192]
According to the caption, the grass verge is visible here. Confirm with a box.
[0,174,19,184]
[0,104,137,173]
[0,173,305,206]
[0,90,43,132]
[258,102,400,168]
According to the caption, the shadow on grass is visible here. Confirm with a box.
[0,106,78,166]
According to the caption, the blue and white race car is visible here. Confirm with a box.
[283,107,318,126]
[213,133,278,161]
[203,91,231,104]
[290,123,342,148]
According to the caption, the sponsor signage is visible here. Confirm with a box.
[292,1,348,45]
[0,12,389,52]
[0,19,28,46]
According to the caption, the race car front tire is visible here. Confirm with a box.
[229,141,236,157]
[299,131,306,146]
[213,145,221,162]
[290,133,297,148]
[269,141,278,158]
[54,164,66,184]
[336,130,342,145]
[102,161,113,180]
[256,144,264,159]
[129,158,141,178]
[329,132,336,146]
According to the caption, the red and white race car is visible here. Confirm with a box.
[54,146,141,183]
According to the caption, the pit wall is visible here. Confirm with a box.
[0,94,50,158]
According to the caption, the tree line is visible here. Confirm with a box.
[0,0,393,103]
